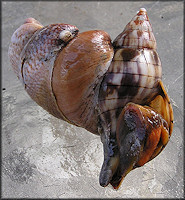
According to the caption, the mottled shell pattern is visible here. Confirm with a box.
[8,8,173,190]
[9,18,79,123]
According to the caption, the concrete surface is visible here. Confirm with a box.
[2,1,184,198]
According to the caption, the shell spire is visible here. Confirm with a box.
[113,8,156,49]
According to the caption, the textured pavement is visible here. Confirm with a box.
[2,1,184,198]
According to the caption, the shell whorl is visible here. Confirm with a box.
[113,8,156,49]
[9,20,79,121]
[22,24,79,121]
[53,30,114,133]
[8,18,43,81]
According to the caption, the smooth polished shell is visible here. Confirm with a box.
[52,30,114,133]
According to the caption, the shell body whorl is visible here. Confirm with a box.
[53,30,114,133]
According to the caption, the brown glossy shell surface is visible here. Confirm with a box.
[52,30,114,133]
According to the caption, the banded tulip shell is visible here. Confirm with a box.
[8,8,173,189]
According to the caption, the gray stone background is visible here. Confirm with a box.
[2,1,184,198]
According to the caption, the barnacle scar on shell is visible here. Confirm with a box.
[8,8,173,189]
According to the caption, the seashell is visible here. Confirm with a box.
[8,8,173,190]
[98,8,173,188]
